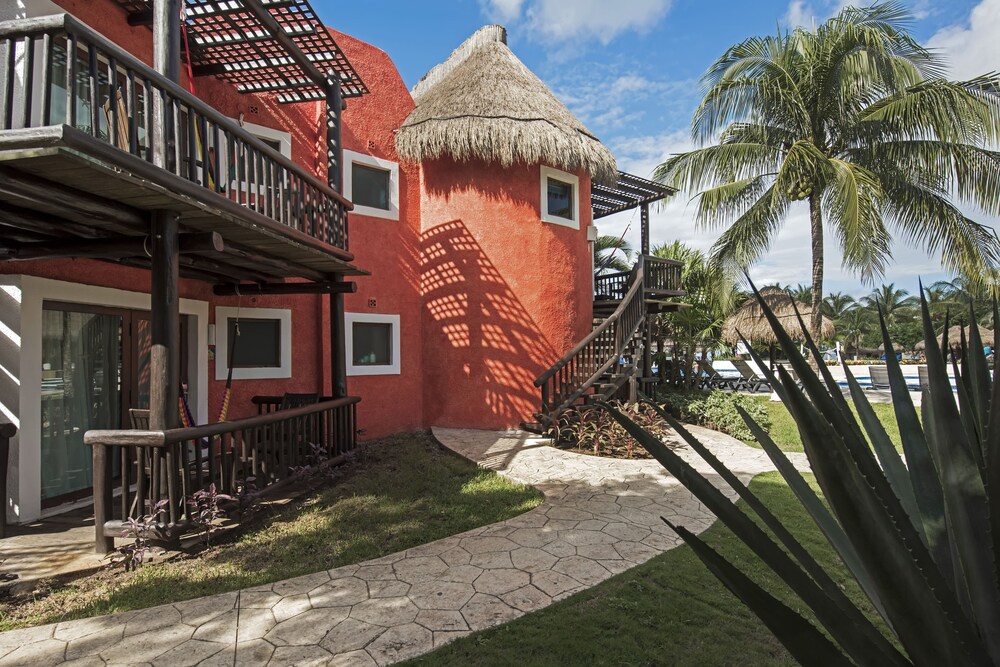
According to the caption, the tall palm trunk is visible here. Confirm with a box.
[808,194,824,342]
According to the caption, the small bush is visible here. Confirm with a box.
[655,389,771,443]
[548,401,672,458]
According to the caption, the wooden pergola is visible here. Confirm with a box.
[591,171,676,255]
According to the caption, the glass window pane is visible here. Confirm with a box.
[352,163,390,210]
[353,322,392,366]
[228,318,281,368]
[547,178,574,219]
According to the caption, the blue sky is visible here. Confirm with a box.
[319,0,1000,298]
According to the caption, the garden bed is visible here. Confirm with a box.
[0,431,542,631]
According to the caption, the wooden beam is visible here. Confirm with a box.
[5,232,224,261]
[213,280,356,296]
[0,167,145,234]
[221,241,327,282]
[149,210,180,431]
[0,202,110,239]
[241,0,331,89]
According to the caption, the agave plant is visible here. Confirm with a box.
[601,283,1000,666]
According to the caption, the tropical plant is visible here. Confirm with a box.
[602,287,1000,666]
[187,484,235,547]
[861,282,916,325]
[653,2,1000,342]
[652,241,741,385]
[822,291,856,320]
[594,234,634,275]
[106,499,169,572]
[788,283,812,305]
[838,305,873,354]
[656,388,772,444]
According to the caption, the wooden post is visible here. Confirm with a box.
[92,443,114,554]
[640,203,650,257]
[149,211,180,430]
[330,279,347,399]
[0,423,14,539]
[153,0,181,171]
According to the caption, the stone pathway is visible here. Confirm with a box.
[0,427,809,666]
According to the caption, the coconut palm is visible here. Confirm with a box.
[862,283,916,326]
[823,291,857,320]
[839,306,874,354]
[788,283,812,305]
[593,234,634,276]
[653,2,1000,341]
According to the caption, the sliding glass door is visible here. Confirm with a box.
[40,306,123,505]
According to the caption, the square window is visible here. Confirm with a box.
[228,318,281,368]
[352,322,392,366]
[540,166,580,228]
[346,313,401,376]
[351,163,391,210]
[546,178,574,220]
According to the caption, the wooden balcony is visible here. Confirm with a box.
[0,14,363,283]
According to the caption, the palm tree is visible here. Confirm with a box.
[822,291,856,320]
[839,306,874,356]
[653,2,1000,341]
[593,234,634,276]
[861,282,916,325]
[788,283,812,305]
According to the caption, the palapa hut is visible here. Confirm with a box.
[396,25,617,428]
[722,287,835,366]
[396,25,618,186]
[915,324,994,351]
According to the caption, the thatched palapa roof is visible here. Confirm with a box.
[396,25,618,186]
[915,324,994,351]
[722,287,835,345]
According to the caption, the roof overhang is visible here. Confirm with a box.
[591,171,676,219]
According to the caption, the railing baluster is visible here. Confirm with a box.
[40,33,52,125]
[1,38,14,129]
[87,43,98,137]
[20,36,34,129]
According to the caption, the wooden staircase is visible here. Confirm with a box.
[523,255,684,433]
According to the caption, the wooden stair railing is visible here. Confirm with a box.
[534,259,647,420]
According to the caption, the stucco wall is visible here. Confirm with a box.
[419,157,593,429]
[330,29,424,440]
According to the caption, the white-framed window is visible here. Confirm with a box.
[343,149,400,220]
[214,307,292,380]
[238,119,292,159]
[540,165,580,229]
[345,313,401,376]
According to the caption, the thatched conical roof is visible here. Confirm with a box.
[396,25,618,186]
[721,287,835,345]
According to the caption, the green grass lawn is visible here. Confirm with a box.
[408,472,888,667]
[0,432,542,631]
[753,396,905,453]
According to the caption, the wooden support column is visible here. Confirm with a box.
[330,275,347,399]
[643,318,653,386]
[149,210,180,430]
[153,0,181,171]
[640,202,650,257]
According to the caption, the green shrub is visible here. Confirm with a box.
[548,401,672,458]
[656,389,772,443]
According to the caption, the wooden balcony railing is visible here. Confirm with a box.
[84,396,359,554]
[0,14,350,249]
[594,256,683,300]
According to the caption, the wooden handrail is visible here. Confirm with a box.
[0,423,14,539]
[85,397,360,554]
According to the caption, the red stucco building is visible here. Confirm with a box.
[0,2,678,532]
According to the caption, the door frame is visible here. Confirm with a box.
[1,275,208,523]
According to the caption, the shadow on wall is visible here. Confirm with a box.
[421,220,558,429]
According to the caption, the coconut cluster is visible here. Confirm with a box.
[786,180,814,201]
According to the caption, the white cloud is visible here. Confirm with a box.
[480,0,526,24]
[927,0,1000,80]
[784,0,817,29]
[482,0,672,45]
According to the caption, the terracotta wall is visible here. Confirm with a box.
[329,29,424,440]
[419,158,593,429]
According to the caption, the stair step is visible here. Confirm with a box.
[520,421,546,435]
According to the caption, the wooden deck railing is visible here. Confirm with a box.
[0,14,350,249]
[0,422,15,539]
[84,396,359,554]
[536,260,647,416]
[594,255,683,300]
[594,269,631,300]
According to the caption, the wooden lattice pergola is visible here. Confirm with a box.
[591,171,675,254]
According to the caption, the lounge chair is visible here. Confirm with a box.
[775,363,805,390]
[731,360,771,392]
[868,365,891,390]
[698,360,741,390]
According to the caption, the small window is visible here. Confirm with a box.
[215,307,292,380]
[343,150,400,220]
[346,313,401,376]
[228,318,281,368]
[352,322,392,366]
[351,163,391,211]
[540,166,580,228]
[546,178,574,220]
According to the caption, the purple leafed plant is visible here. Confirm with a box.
[106,498,169,572]
[187,484,235,546]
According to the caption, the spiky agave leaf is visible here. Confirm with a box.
[663,519,854,667]
[600,401,910,664]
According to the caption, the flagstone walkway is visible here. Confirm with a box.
[0,427,809,667]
